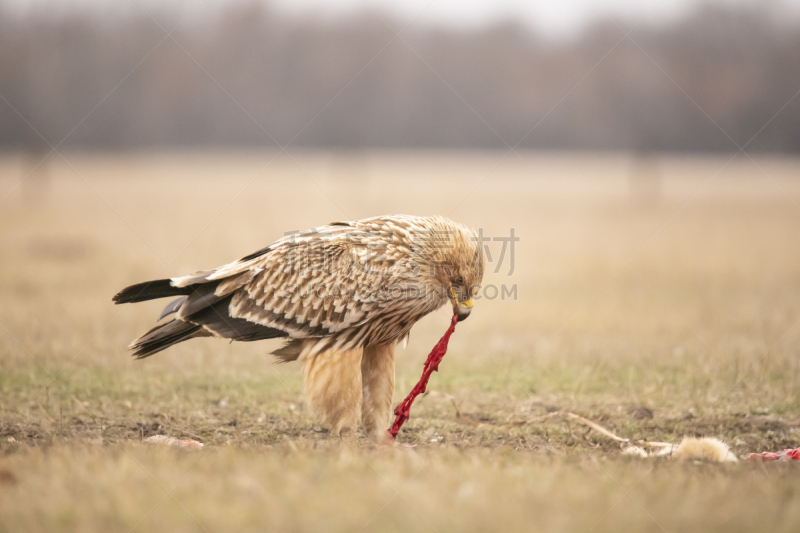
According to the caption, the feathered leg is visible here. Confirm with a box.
[361,344,396,442]
[301,344,363,436]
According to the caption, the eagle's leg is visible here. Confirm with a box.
[301,346,363,436]
[361,343,396,442]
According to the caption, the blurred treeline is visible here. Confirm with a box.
[1,2,799,152]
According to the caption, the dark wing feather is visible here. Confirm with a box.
[129,319,206,359]
[158,296,188,321]
[186,295,287,342]
[113,279,193,304]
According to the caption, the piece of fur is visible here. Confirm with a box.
[636,437,736,462]
[622,437,737,462]
[672,437,737,462]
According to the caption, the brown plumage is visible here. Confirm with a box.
[114,215,485,439]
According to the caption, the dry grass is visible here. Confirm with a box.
[1,150,800,532]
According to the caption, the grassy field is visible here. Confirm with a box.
[1,150,800,532]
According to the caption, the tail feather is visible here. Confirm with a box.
[116,275,289,359]
[129,319,208,359]
[113,279,193,304]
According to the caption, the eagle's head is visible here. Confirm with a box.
[411,216,485,322]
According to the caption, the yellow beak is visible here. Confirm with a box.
[450,285,473,321]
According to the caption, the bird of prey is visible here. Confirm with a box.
[113,215,484,440]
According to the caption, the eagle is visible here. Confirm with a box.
[113,215,484,440]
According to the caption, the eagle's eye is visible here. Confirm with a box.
[453,275,464,285]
